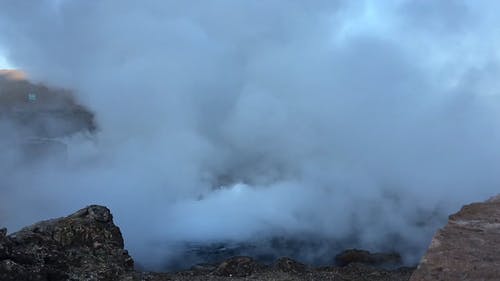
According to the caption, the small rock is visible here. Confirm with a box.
[0,259,31,281]
[274,257,307,273]
[213,256,264,277]
[0,228,6,238]
[191,263,217,272]
[87,205,112,222]
[335,249,402,267]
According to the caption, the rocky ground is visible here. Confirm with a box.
[2,195,499,280]
[0,205,415,281]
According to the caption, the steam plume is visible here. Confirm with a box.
[1,0,500,269]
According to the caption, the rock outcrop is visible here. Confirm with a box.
[410,195,500,281]
[0,205,134,281]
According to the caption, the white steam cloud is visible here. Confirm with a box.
[1,0,500,269]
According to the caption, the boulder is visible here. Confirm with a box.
[0,205,134,281]
[410,195,500,281]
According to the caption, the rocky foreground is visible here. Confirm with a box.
[0,205,413,281]
[1,195,499,281]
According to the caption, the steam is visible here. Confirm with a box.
[1,0,500,269]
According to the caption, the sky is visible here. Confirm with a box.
[0,54,12,69]
[1,0,500,270]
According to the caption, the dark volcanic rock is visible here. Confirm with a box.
[273,257,307,273]
[0,205,134,281]
[213,256,265,277]
[335,249,402,267]
[410,194,500,281]
[1,205,416,281]
[330,263,415,281]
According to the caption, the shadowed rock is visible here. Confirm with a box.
[0,205,416,280]
[273,257,307,273]
[0,205,134,281]
[335,249,402,267]
[213,256,265,277]
[410,194,500,281]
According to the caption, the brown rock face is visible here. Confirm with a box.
[410,195,500,281]
[0,205,134,281]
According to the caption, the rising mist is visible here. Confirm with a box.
[1,0,500,270]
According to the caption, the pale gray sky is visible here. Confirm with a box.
[0,54,12,69]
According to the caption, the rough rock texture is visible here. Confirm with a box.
[1,205,415,281]
[213,256,265,277]
[410,195,500,281]
[335,249,402,267]
[158,263,414,281]
[273,257,307,273]
[0,205,134,281]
